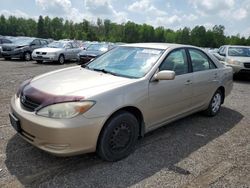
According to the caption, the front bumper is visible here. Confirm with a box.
[2,50,23,58]
[10,96,106,156]
[32,54,58,62]
[226,63,250,73]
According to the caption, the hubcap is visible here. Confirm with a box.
[59,56,64,64]
[25,53,31,61]
[109,122,132,152]
[211,93,221,113]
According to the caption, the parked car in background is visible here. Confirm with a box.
[32,40,81,64]
[0,36,15,58]
[77,43,115,64]
[215,45,250,74]
[9,43,233,161]
[1,37,48,61]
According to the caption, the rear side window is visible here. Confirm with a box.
[189,49,216,72]
[72,42,78,48]
[159,49,189,75]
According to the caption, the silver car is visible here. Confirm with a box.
[10,43,233,161]
[32,41,81,64]
[215,45,250,74]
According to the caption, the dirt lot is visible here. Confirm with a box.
[0,59,249,188]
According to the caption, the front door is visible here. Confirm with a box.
[148,49,193,128]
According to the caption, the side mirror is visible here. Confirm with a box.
[219,52,226,56]
[154,70,175,81]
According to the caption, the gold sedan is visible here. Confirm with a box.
[9,43,233,161]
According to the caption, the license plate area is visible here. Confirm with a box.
[9,113,21,133]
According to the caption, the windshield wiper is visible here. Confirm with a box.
[81,64,90,69]
[91,68,118,76]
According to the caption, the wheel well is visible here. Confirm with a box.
[101,107,145,138]
[217,86,225,104]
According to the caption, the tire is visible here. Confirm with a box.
[58,54,65,64]
[97,111,139,162]
[203,89,223,117]
[4,57,11,60]
[36,60,43,64]
[23,52,32,61]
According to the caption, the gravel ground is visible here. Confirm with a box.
[0,59,249,188]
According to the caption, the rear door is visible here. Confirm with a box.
[148,48,193,127]
[187,48,219,109]
[64,42,74,60]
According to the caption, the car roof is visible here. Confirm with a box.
[223,45,250,48]
[121,43,195,50]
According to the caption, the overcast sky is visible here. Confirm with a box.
[0,0,250,37]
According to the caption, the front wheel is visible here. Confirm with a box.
[97,111,139,162]
[58,54,65,64]
[23,52,31,61]
[203,90,223,117]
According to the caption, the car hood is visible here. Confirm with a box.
[25,66,135,100]
[2,43,27,49]
[78,50,104,56]
[228,56,250,62]
[34,47,63,53]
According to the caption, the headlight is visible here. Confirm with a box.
[36,101,95,119]
[227,59,242,65]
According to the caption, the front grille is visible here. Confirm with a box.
[20,93,41,111]
[244,63,250,68]
[36,52,47,55]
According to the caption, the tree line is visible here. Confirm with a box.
[0,15,250,48]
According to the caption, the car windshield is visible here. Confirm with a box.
[87,44,108,52]
[87,46,164,78]
[13,38,34,46]
[48,41,65,48]
[228,47,250,57]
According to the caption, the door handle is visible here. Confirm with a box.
[185,80,192,85]
[214,73,218,79]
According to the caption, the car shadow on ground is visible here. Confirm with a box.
[5,107,243,187]
[233,73,250,82]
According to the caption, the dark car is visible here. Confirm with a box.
[0,36,15,58]
[1,37,49,61]
[77,43,115,64]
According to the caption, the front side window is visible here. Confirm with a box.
[41,40,48,45]
[32,39,40,45]
[159,49,188,75]
[189,49,216,72]
[88,46,164,78]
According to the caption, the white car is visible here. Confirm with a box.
[32,41,81,64]
[215,45,250,74]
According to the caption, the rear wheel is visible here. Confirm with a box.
[97,111,139,161]
[23,52,31,61]
[58,54,65,64]
[203,89,223,116]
